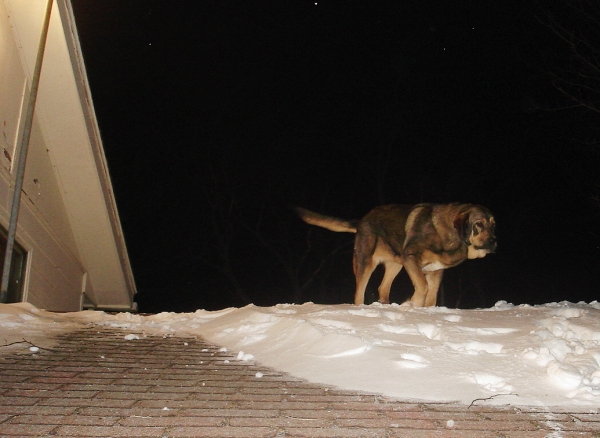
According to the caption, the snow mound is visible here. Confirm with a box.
[1,300,600,407]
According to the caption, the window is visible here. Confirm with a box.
[0,226,27,303]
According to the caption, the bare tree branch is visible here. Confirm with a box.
[537,0,600,115]
[468,393,518,408]
[1,339,58,353]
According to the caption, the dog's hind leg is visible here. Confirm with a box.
[353,255,377,305]
[352,228,379,305]
[378,262,402,304]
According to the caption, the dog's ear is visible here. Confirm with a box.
[453,211,471,242]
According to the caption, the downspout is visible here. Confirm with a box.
[1,0,54,303]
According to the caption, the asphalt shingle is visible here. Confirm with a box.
[0,328,598,437]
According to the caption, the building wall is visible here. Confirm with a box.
[0,0,85,311]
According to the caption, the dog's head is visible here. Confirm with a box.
[454,205,497,256]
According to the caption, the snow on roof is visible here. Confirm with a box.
[1,300,599,407]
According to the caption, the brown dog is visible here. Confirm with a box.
[296,203,496,307]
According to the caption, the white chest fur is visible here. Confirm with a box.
[422,261,446,272]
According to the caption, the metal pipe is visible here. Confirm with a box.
[1,0,54,303]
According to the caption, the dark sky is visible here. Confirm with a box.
[70,1,600,313]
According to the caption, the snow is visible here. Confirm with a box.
[1,300,600,408]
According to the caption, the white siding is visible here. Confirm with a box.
[0,0,136,311]
[0,0,85,311]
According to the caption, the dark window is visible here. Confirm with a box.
[0,227,27,303]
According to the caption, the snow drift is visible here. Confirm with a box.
[1,300,599,408]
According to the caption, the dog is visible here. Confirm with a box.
[296,203,496,307]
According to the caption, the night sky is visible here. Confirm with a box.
[70,1,600,313]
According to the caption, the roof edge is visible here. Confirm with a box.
[55,0,137,303]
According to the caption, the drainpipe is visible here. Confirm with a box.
[1,0,54,303]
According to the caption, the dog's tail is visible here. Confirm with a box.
[295,207,358,233]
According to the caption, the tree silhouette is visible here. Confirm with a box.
[539,0,600,117]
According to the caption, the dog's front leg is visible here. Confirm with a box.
[403,255,429,307]
[424,270,443,307]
